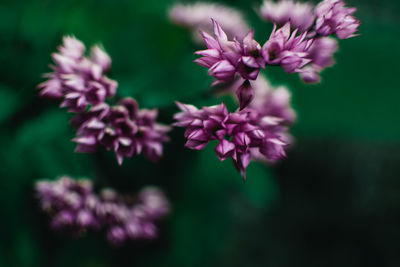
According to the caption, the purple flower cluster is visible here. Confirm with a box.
[259,0,359,39]
[38,36,171,164]
[193,22,277,105]
[195,20,314,108]
[71,98,171,164]
[38,36,117,112]
[195,20,265,83]
[262,23,313,74]
[170,0,360,178]
[194,0,359,87]
[168,2,360,179]
[174,102,288,179]
[35,176,170,245]
[315,0,360,39]
[258,0,359,82]
[194,20,267,109]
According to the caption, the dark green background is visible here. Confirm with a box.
[0,0,399,266]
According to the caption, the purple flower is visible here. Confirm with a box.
[315,0,360,39]
[249,75,296,125]
[168,3,250,44]
[138,187,171,220]
[76,209,96,228]
[35,176,99,231]
[239,31,266,80]
[262,23,313,73]
[107,226,126,245]
[308,37,338,68]
[35,176,170,246]
[72,98,171,164]
[173,102,227,150]
[298,66,322,83]
[96,186,170,244]
[299,37,338,83]
[90,45,112,72]
[195,19,265,84]
[51,210,75,230]
[38,36,117,112]
[173,102,288,179]
[259,0,315,31]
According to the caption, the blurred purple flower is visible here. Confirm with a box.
[107,226,126,245]
[38,36,117,112]
[173,102,288,179]
[35,176,170,245]
[35,176,99,232]
[72,97,171,165]
[299,37,338,83]
[97,186,170,244]
[249,75,296,125]
[168,3,250,44]
[308,37,338,68]
[315,0,360,39]
[262,23,313,73]
[138,187,170,220]
[259,0,315,31]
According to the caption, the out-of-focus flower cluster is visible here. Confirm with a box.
[169,0,359,179]
[259,0,315,31]
[35,176,170,245]
[38,36,171,164]
[314,0,359,39]
[168,3,250,44]
[259,0,359,40]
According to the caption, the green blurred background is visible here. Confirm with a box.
[0,0,399,266]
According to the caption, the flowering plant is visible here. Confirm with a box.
[36,176,169,245]
[36,37,171,245]
[38,36,171,165]
[170,0,359,179]
[35,0,360,244]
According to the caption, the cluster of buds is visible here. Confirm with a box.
[38,36,171,164]
[169,0,359,179]
[35,176,170,245]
